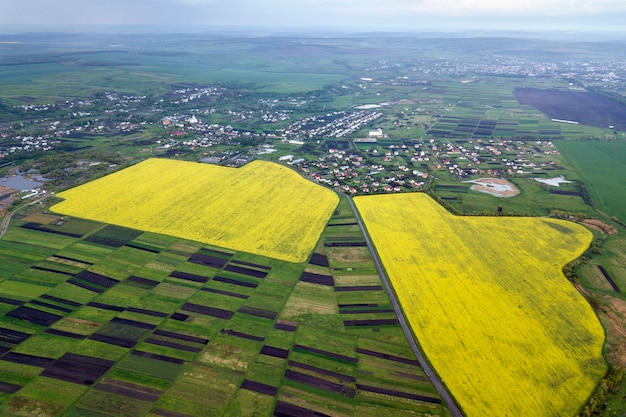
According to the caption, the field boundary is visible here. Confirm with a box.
[346,195,464,417]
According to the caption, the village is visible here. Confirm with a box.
[0,73,576,206]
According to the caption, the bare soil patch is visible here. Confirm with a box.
[333,275,381,286]
[464,178,520,198]
[326,247,372,263]
[580,219,617,235]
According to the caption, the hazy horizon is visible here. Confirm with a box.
[1,0,626,35]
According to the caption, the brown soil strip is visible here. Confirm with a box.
[87,301,125,312]
[153,329,209,345]
[170,313,189,321]
[309,253,329,267]
[1,352,55,368]
[89,333,137,348]
[288,360,356,383]
[40,353,115,386]
[201,287,249,299]
[126,307,168,318]
[293,344,358,364]
[224,264,268,278]
[31,266,74,276]
[127,276,159,288]
[125,243,160,254]
[67,278,104,293]
[339,308,394,314]
[40,294,82,308]
[299,271,334,287]
[274,322,297,332]
[75,270,119,288]
[144,338,202,353]
[152,408,194,417]
[95,379,164,402]
[213,276,257,288]
[355,348,420,366]
[111,317,156,330]
[357,384,441,404]
[344,319,399,327]
[229,259,271,271]
[7,306,62,326]
[240,379,278,396]
[188,253,228,269]
[284,369,355,398]
[50,254,93,265]
[181,302,234,320]
[260,345,290,359]
[324,241,367,247]
[273,401,331,417]
[0,297,26,306]
[199,247,233,258]
[338,303,378,308]
[131,350,185,365]
[334,285,382,292]
[0,327,32,345]
[44,328,86,340]
[220,328,265,342]
[169,270,210,283]
[20,222,82,238]
[597,265,621,293]
[238,306,277,320]
[0,381,22,394]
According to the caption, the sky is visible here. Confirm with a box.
[1,0,626,33]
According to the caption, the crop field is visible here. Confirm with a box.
[354,193,607,417]
[556,140,626,221]
[514,88,626,131]
[422,80,614,139]
[0,195,450,417]
[50,158,339,263]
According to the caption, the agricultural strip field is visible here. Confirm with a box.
[0,194,451,416]
[514,88,626,131]
[50,158,339,263]
[354,192,607,417]
[555,140,626,221]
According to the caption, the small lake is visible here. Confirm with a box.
[0,175,43,191]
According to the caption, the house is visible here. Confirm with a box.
[368,128,384,138]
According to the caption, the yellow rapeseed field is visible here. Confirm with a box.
[51,158,339,263]
[354,193,606,417]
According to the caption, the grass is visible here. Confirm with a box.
[556,140,626,221]
[440,177,596,216]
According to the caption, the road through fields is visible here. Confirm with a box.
[347,196,464,417]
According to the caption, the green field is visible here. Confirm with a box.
[556,140,626,221]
